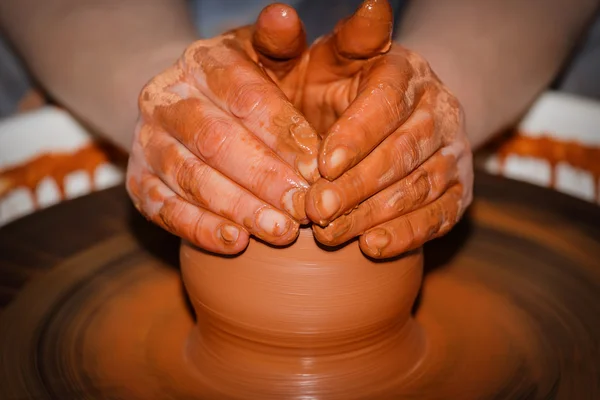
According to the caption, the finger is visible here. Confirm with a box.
[307,96,443,226]
[318,51,431,180]
[359,185,465,259]
[140,82,310,223]
[178,40,321,183]
[126,168,250,255]
[334,0,394,59]
[143,126,300,245]
[309,0,394,80]
[252,3,307,79]
[313,148,460,246]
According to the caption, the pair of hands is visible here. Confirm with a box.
[126,0,473,259]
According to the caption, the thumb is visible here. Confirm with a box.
[310,0,394,77]
[252,3,307,79]
[334,0,393,59]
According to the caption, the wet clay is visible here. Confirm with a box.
[172,229,541,399]
[0,141,125,207]
[7,180,600,400]
[128,0,472,260]
[1,175,600,398]
[495,132,600,201]
[175,231,425,398]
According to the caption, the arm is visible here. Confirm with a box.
[396,0,600,150]
[0,0,197,150]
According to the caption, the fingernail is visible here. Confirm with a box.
[364,228,391,256]
[282,187,307,221]
[325,146,355,178]
[297,156,320,183]
[314,187,341,224]
[220,224,240,243]
[256,207,292,237]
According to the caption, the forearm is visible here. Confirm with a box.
[0,0,197,150]
[396,0,600,150]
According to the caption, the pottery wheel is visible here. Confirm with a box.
[1,171,599,399]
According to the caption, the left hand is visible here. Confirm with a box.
[301,0,473,258]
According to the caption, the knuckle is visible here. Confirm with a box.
[433,89,462,139]
[190,211,209,245]
[383,188,405,214]
[248,162,275,194]
[433,208,446,235]
[430,195,456,237]
[410,168,432,204]
[168,149,210,207]
[402,217,419,250]
[195,116,233,160]
[445,98,462,128]
[182,39,211,70]
[373,83,404,126]
[220,189,246,223]
[405,50,432,77]
[346,172,369,204]
[182,42,199,65]
[172,155,193,191]
[230,81,269,119]
[414,109,436,144]
[183,160,212,201]
[138,65,186,118]
[125,152,148,203]
[359,200,378,223]
[158,204,178,233]
[394,131,421,173]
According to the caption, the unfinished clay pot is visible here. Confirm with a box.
[180,229,425,396]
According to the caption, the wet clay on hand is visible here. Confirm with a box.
[297,0,474,259]
[126,0,473,258]
[126,4,321,255]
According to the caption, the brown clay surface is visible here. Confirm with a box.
[0,141,126,207]
[495,131,600,201]
[1,171,600,399]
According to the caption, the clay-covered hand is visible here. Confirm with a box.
[303,0,473,258]
[126,5,320,254]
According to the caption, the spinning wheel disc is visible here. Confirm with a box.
[1,172,599,399]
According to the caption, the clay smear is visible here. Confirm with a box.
[496,132,600,202]
[0,142,124,208]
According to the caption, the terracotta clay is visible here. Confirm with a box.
[172,229,532,398]
[0,141,124,207]
[495,132,600,201]
[2,1,597,398]
[2,173,600,399]
[179,229,425,398]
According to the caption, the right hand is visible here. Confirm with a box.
[126,5,320,254]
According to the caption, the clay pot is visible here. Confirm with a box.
[180,228,426,396]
